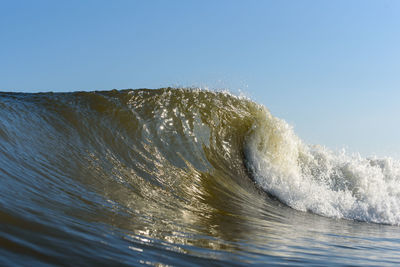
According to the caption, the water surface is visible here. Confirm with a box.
[0,89,399,266]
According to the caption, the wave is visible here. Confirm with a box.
[0,88,399,264]
[1,88,399,226]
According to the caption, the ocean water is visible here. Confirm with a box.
[0,88,399,266]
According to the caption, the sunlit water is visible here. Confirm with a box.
[0,89,399,266]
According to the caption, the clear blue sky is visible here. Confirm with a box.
[1,0,400,157]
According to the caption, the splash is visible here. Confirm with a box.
[244,106,400,225]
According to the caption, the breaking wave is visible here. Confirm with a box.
[0,88,399,265]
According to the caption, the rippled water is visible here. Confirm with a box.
[0,88,399,266]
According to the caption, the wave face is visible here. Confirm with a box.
[1,88,400,265]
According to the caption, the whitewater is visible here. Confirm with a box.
[0,88,399,266]
[244,105,400,225]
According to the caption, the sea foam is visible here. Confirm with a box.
[244,107,400,225]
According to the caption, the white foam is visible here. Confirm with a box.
[244,106,400,225]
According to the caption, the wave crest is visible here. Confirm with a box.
[244,106,400,225]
